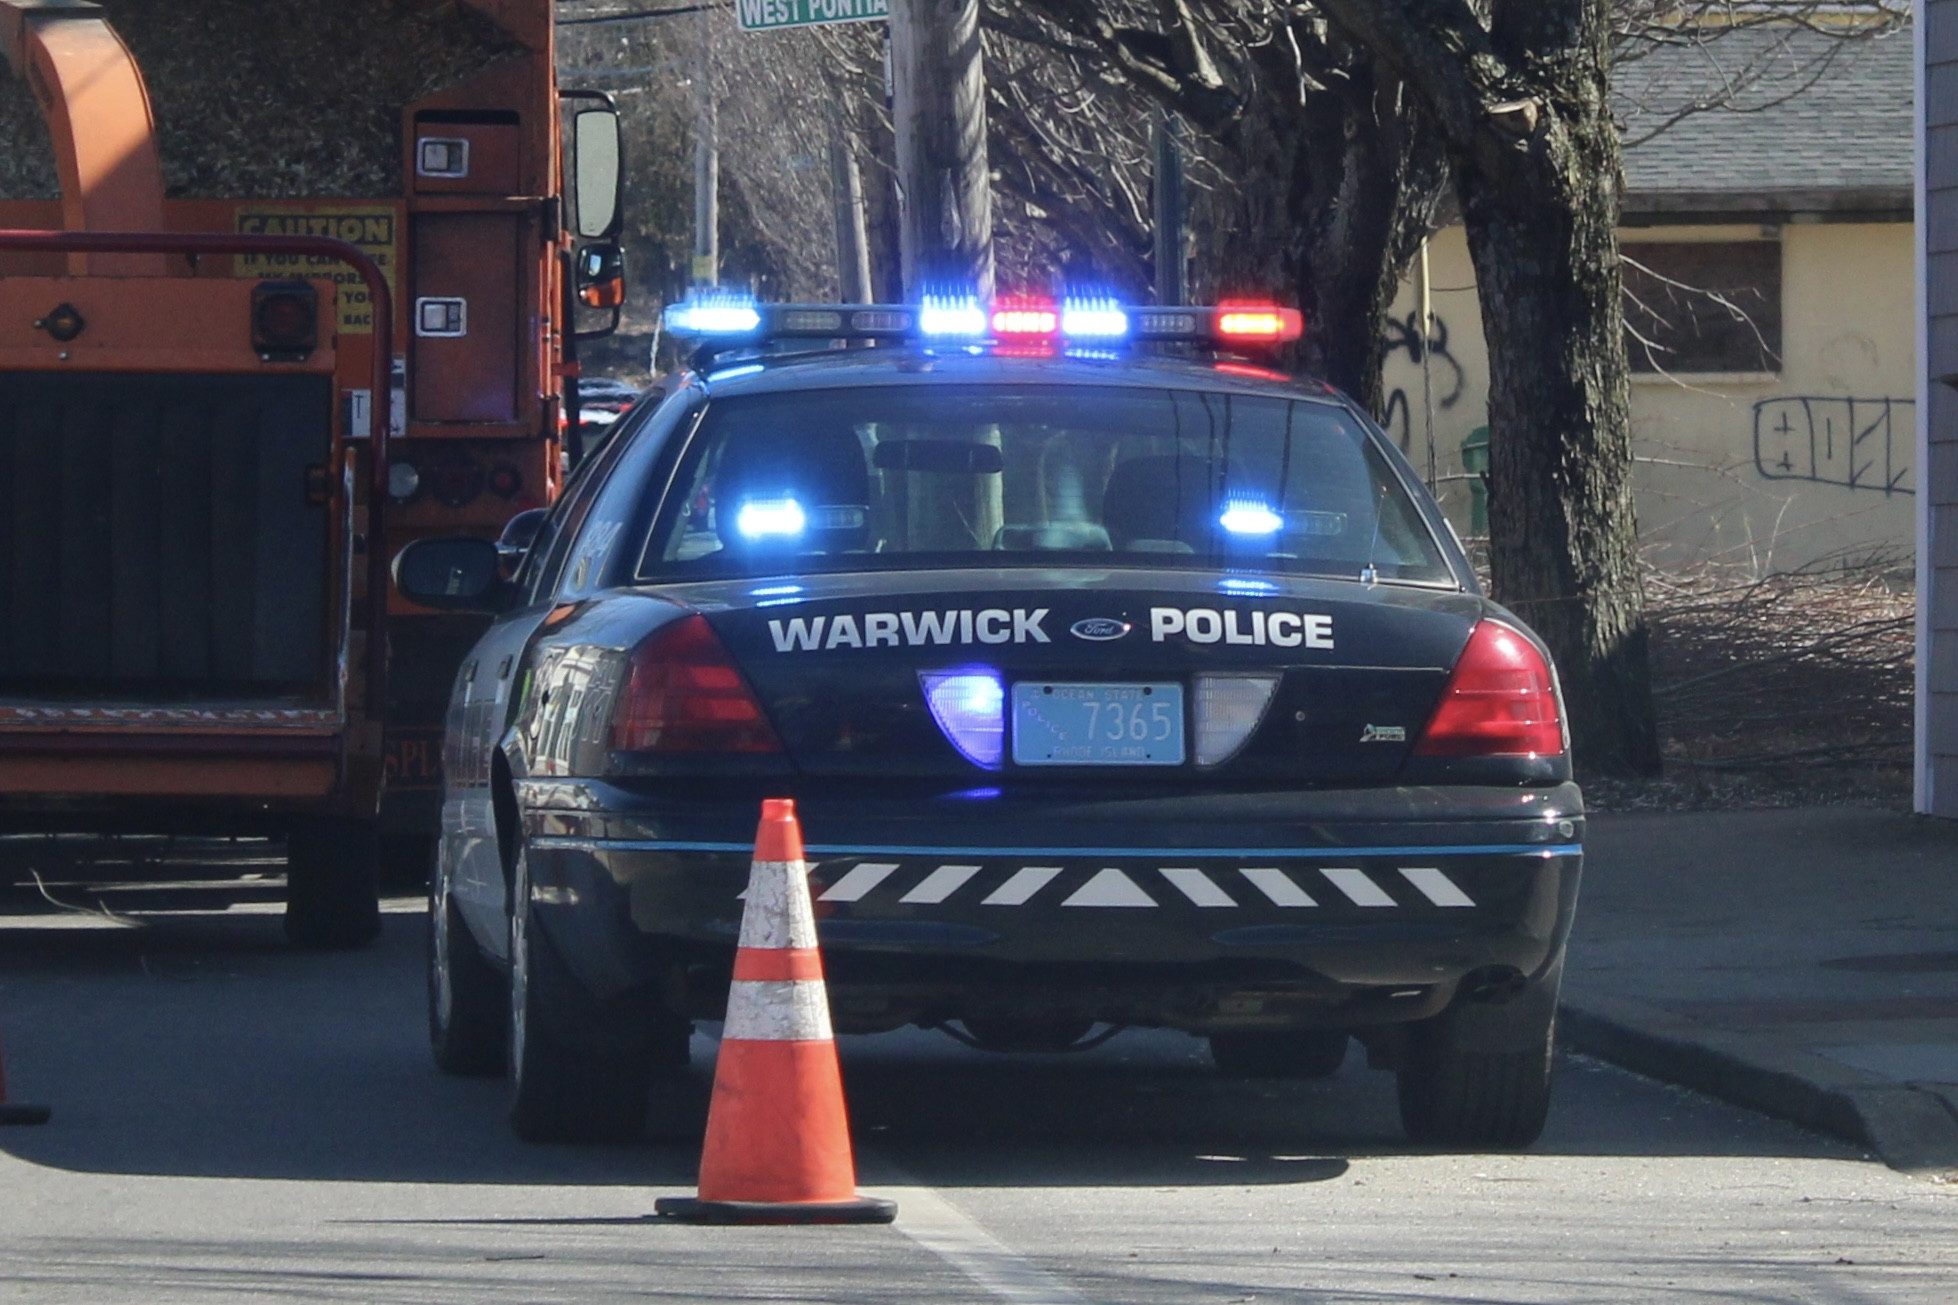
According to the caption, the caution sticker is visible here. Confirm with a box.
[233,205,400,335]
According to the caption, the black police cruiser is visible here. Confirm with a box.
[395,291,1583,1149]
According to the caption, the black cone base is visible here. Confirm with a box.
[655,1195,897,1225]
[0,1104,50,1126]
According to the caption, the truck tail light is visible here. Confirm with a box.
[611,615,781,754]
[252,280,318,362]
[1414,621,1565,758]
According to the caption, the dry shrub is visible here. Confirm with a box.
[1585,552,1914,810]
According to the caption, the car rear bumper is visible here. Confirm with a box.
[518,780,1583,1034]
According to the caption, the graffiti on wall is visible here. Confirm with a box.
[1380,309,1466,452]
[1753,397,1914,496]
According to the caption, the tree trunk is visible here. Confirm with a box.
[1459,15,1660,776]
[889,0,993,297]
[1313,0,1662,777]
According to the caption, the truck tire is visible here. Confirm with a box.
[1209,1030,1348,1079]
[428,841,507,1077]
[507,840,652,1143]
[284,817,382,950]
[1396,956,1562,1149]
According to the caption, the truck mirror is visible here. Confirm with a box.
[573,106,622,240]
[577,243,625,308]
[393,537,510,613]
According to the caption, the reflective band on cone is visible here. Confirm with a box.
[0,1030,50,1127]
[656,798,895,1225]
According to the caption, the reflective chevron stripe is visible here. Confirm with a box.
[795,861,1483,910]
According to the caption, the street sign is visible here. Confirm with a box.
[736,0,888,32]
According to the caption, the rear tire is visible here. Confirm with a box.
[507,840,653,1143]
[1209,1030,1349,1079]
[284,817,382,950]
[428,841,507,1077]
[1396,957,1562,1149]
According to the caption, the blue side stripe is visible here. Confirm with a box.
[527,836,1581,860]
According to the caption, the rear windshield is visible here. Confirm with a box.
[640,384,1453,584]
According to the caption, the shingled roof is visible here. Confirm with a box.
[1614,23,1913,220]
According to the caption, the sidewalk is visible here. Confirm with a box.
[1562,806,1958,1171]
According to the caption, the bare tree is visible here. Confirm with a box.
[985,3,1451,416]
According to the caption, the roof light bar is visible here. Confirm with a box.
[661,291,1303,358]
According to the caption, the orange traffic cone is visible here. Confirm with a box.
[656,798,894,1225]
[0,1029,50,1126]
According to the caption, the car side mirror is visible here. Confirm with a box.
[496,506,550,574]
[393,537,511,613]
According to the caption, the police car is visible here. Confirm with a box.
[395,291,1583,1150]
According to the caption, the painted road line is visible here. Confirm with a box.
[877,1183,1091,1304]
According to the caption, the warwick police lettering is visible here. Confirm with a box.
[1150,607,1335,649]
[767,608,1050,652]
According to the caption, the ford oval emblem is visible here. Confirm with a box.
[1070,617,1131,642]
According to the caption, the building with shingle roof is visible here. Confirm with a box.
[1618,24,1913,221]
[1383,18,1916,622]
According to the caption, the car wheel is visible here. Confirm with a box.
[1208,1030,1349,1078]
[284,817,382,950]
[507,839,653,1143]
[428,841,507,1077]
[1396,956,1562,1149]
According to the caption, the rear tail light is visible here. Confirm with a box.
[252,280,318,361]
[1414,621,1564,758]
[611,615,781,754]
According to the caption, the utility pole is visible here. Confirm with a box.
[830,121,872,304]
[1151,105,1186,306]
[888,0,992,298]
[692,8,718,286]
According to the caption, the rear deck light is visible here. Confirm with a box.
[612,615,781,754]
[734,497,807,539]
[1215,302,1303,343]
[1194,673,1280,766]
[920,669,1005,767]
[1218,498,1284,536]
[252,280,318,361]
[1414,620,1564,758]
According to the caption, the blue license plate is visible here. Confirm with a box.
[1011,682,1185,766]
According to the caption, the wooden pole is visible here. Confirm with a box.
[888,0,992,298]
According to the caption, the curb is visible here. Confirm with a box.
[1559,994,1958,1173]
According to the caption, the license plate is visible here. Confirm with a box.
[1011,682,1185,766]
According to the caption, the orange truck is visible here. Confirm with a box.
[0,0,623,945]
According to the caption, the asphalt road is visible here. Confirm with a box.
[2,876,1955,1303]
